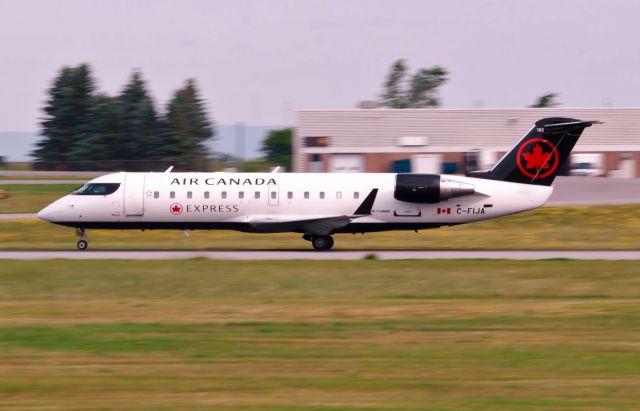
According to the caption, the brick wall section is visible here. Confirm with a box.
[603,152,619,176]
[365,153,411,172]
[363,152,466,173]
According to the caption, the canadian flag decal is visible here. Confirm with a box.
[437,207,451,214]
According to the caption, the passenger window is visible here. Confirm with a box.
[154,191,159,199]
[319,191,325,199]
[239,191,244,199]
[255,191,260,199]
[187,191,193,199]
[222,191,227,199]
[304,191,309,199]
[336,191,342,199]
[287,191,293,199]
[271,191,277,199]
[204,191,210,199]
[354,192,359,199]
[170,191,175,199]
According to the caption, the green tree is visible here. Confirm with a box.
[261,128,292,170]
[35,65,216,171]
[379,60,448,108]
[33,64,95,168]
[530,93,560,108]
[72,95,123,170]
[162,79,214,170]
[406,66,448,107]
[118,71,161,169]
[381,60,408,108]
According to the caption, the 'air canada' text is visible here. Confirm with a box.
[170,177,277,186]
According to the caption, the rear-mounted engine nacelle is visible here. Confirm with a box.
[394,174,475,204]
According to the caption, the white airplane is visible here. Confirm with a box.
[38,117,596,250]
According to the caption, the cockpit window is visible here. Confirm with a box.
[71,183,120,196]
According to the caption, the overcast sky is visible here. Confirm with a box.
[1,0,638,131]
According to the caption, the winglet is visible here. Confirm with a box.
[354,188,378,215]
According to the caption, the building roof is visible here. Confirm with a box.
[296,107,640,148]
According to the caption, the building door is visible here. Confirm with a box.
[411,154,442,174]
[268,184,279,206]
[124,173,145,216]
[331,154,363,172]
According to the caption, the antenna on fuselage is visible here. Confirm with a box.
[164,166,174,173]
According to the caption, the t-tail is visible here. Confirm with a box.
[467,117,598,186]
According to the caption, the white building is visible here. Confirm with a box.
[294,108,640,177]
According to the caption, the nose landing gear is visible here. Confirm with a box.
[75,228,88,251]
[303,234,334,251]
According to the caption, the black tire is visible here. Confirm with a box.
[77,240,88,251]
[311,235,333,251]
[326,235,334,250]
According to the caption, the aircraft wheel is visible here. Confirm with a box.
[312,235,333,251]
[326,235,334,250]
[77,240,88,251]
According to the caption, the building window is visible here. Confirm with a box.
[154,191,159,199]
[221,191,227,199]
[465,151,480,172]
[239,191,244,199]
[287,191,293,199]
[255,191,260,199]
[354,191,359,199]
[170,191,175,199]
[187,191,193,199]
[304,191,309,199]
[204,191,210,199]
[319,191,325,199]
[336,191,342,199]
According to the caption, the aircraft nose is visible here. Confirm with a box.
[37,204,53,221]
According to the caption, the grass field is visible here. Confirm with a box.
[0,259,639,410]
[0,184,78,214]
[0,175,94,181]
[0,162,31,171]
[0,205,639,250]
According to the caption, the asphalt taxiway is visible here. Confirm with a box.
[0,250,638,260]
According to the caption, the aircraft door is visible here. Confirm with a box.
[268,184,279,206]
[123,173,145,216]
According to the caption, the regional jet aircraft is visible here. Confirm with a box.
[38,118,596,250]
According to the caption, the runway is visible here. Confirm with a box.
[0,213,37,220]
[0,180,85,185]
[0,250,639,260]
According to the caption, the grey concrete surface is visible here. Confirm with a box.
[0,213,37,220]
[0,180,84,184]
[0,250,638,260]
[547,176,640,205]
[0,171,103,177]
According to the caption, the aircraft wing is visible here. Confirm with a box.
[246,188,378,235]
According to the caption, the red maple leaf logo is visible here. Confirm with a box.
[170,203,183,215]
[522,143,551,170]
[516,138,559,179]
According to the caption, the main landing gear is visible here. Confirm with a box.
[75,228,88,251]
[304,234,334,251]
